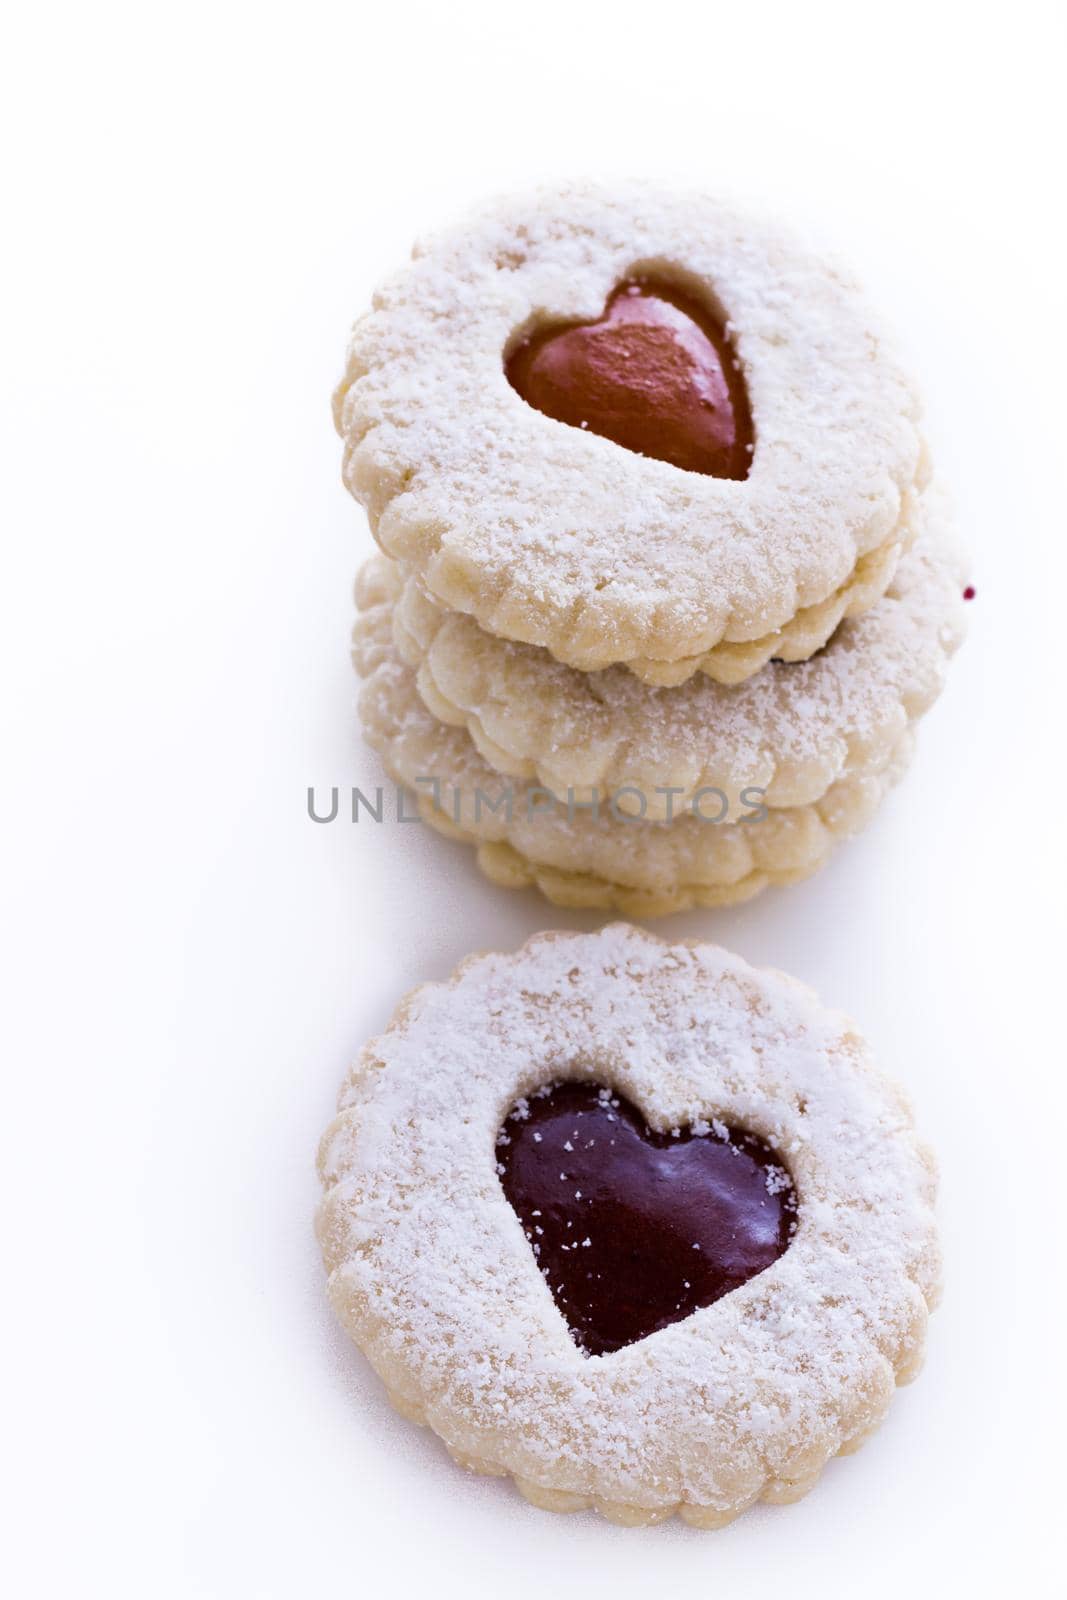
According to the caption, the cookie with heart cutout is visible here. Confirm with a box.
[367,482,967,823]
[333,181,928,683]
[353,586,915,914]
[316,924,940,1527]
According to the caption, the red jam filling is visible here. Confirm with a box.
[506,279,753,479]
[496,1082,795,1356]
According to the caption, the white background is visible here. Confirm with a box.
[3,3,1065,1595]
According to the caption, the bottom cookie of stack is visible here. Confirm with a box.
[473,745,912,915]
[354,601,915,916]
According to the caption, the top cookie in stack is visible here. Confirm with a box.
[334,184,966,913]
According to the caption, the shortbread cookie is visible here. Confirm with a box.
[334,182,926,681]
[316,924,940,1526]
[363,485,966,822]
[354,601,917,914]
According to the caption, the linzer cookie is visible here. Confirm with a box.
[333,182,927,683]
[350,487,965,914]
[316,925,940,1526]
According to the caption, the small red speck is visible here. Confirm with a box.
[963,586,976,601]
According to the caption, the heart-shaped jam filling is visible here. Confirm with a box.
[505,279,753,478]
[496,1083,795,1356]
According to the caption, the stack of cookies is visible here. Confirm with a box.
[335,184,968,914]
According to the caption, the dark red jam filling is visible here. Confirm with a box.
[505,279,753,479]
[496,1082,796,1356]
